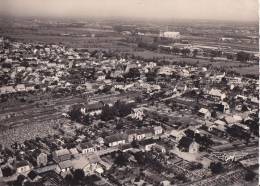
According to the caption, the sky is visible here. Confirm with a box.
[0,0,258,22]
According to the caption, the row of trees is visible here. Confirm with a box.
[68,105,91,125]
[100,100,134,121]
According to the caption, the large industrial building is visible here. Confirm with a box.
[159,31,181,39]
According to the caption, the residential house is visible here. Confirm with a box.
[104,134,127,147]
[127,128,153,142]
[210,120,226,131]
[136,128,153,141]
[208,89,226,101]
[34,164,58,174]
[224,115,243,125]
[26,86,35,92]
[198,108,211,120]
[85,102,104,116]
[69,148,79,158]
[16,160,31,174]
[32,150,48,167]
[52,149,71,163]
[96,71,106,81]
[177,136,193,152]
[209,124,226,137]
[56,160,73,174]
[130,108,145,121]
[174,83,187,94]
[27,170,42,182]
[227,77,242,85]
[216,102,230,113]
[158,66,174,76]
[140,139,157,151]
[0,86,16,94]
[169,129,185,142]
[16,66,26,72]
[39,170,66,186]
[15,84,26,92]
[210,72,225,83]
[78,142,96,154]
[96,137,104,146]
[189,141,200,153]
[153,126,163,135]
[81,157,102,176]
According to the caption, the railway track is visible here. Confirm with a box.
[0,91,141,129]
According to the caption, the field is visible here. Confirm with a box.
[131,50,259,75]
[1,20,258,76]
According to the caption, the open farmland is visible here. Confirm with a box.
[131,50,259,75]
[0,19,258,76]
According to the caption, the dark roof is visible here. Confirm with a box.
[136,128,153,135]
[143,170,166,183]
[16,160,29,168]
[178,136,193,149]
[105,134,127,143]
[80,142,94,149]
[32,149,44,157]
[27,170,39,180]
[120,144,133,151]
[127,127,153,135]
[139,139,156,146]
[40,171,65,186]
[85,102,104,111]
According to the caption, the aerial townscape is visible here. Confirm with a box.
[0,3,259,186]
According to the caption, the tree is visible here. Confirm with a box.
[100,104,115,121]
[226,125,250,143]
[221,77,228,85]
[114,152,129,167]
[68,105,82,122]
[124,68,140,80]
[131,140,139,148]
[68,105,90,125]
[237,51,250,62]
[20,61,29,67]
[245,118,259,136]
[244,170,255,182]
[226,53,234,60]
[211,110,217,118]
[175,173,187,182]
[2,63,11,68]
[145,70,157,82]
[172,47,181,54]
[210,50,222,58]
[184,129,194,139]
[14,175,26,186]
[181,48,190,56]
[186,162,203,171]
[192,49,198,58]
[113,100,133,117]
[209,162,223,174]
[195,134,213,150]
[133,152,146,165]
[73,169,85,182]
[2,166,15,177]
